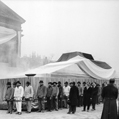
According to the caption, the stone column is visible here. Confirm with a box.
[17,31,21,57]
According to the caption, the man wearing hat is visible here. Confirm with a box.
[58,81,63,109]
[82,82,92,112]
[46,82,53,111]
[77,81,82,107]
[81,82,86,107]
[14,81,24,115]
[68,82,79,114]
[36,80,47,112]
[91,82,98,111]
[13,82,17,112]
[63,82,70,108]
[5,82,14,114]
[101,78,118,119]
[24,81,34,113]
[51,82,59,111]
[97,84,101,104]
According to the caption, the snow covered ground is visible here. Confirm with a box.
[0,104,103,119]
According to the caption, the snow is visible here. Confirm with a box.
[0,104,103,119]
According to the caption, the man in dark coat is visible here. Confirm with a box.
[81,82,86,106]
[91,82,98,111]
[36,80,47,112]
[97,84,101,104]
[5,82,14,114]
[51,82,59,111]
[101,78,118,119]
[46,82,53,111]
[68,82,79,114]
[77,81,82,107]
[13,82,17,112]
[82,82,92,112]
[58,81,63,109]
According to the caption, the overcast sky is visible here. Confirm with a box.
[3,0,119,72]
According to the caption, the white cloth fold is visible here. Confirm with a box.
[26,56,115,80]
[0,26,16,44]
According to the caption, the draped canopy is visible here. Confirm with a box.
[23,56,115,80]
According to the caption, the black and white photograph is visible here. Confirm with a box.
[0,0,119,119]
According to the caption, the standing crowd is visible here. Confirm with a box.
[4,79,110,115]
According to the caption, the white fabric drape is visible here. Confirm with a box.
[0,26,16,44]
[77,60,115,80]
[24,56,116,80]
[1,56,115,80]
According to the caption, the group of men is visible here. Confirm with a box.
[5,81,33,115]
[5,80,103,115]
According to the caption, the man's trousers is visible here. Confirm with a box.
[16,101,22,112]
[26,100,32,112]
[52,96,58,110]
[58,97,63,109]
[77,95,82,107]
[69,105,76,113]
[38,98,45,111]
[83,103,91,111]
[7,101,13,113]
[47,97,52,111]
[92,96,97,110]
[63,95,68,108]
[13,101,16,111]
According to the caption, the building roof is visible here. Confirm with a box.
[57,51,94,62]
[91,60,111,69]
[0,1,25,24]
[57,51,112,69]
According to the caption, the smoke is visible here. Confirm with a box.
[0,26,54,79]
[0,38,53,79]
[0,34,27,79]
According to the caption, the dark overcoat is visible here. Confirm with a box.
[91,86,98,104]
[101,84,118,119]
[83,87,92,105]
[58,85,63,98]
[69,85,79,106]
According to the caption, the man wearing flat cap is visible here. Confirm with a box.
[101,78,118,119]
[91,82,98,111]
[36,80,47,112]
[58,81,63,109]
[81,82,87,106]
[51,82,59,111]
[5,82,14,114]
[68,82,79,114]
[13,82,17,112]
[14,81,24,115]
[77,81,82,107]
[63,82,70,108]
[24,81,34,113]
[46,82,53,111]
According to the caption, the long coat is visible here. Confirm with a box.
[58,85,63,98]
[101,84,118,119]
[69,85,79,106]
[83,87,92,105]
[91,86,98,104]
